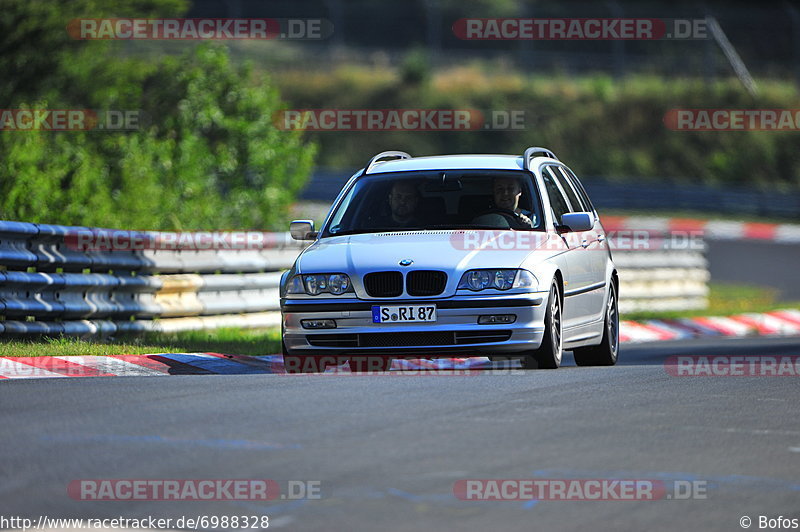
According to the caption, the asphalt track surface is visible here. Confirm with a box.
[1,337,799,532]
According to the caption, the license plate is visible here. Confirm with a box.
[372,305,437,323]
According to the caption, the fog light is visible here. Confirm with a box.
[478,314,516,325]
[301,319,337,329]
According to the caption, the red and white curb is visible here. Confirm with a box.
[601,216,800,243]
[0,309,798,379]
[0,352,493,379]
[619,309,800,343]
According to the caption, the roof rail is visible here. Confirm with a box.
[364,151,412,174]
[522,147,558,170]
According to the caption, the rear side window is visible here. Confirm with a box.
[546,165,583,213]
[560,166,594,213]
[540,166,572,222]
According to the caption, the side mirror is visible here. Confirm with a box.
[559,212,593,232]
[290,220,317,240]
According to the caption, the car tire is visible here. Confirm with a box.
[349,356,393,372]
[521,281,562,370]
[573,282,619,367]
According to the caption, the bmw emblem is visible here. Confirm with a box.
[399,259,414,266]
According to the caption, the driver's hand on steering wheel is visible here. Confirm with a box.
[516,212,533,227]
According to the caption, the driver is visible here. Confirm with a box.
[472,176,534,228]
[374,180,422,228]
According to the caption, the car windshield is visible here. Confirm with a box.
[323,170,544,237]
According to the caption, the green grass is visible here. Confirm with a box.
[622,283,800,321]
[0,328,282,358]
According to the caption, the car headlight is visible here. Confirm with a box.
[304,274,325,295]
[327,273,351,295]
[458,269,537,291]
[465,270,491,290]
[287,274,354,296]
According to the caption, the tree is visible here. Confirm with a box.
[0,0,316,230]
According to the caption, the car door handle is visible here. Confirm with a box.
[581,239,589,248]
[597,234,606,243]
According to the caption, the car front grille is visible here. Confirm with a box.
[406,270,447,296]
[306,330,512,348]
[359,331,455,347]
[363,270,447,298]
[364,271,403,297]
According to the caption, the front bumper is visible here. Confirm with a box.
[281,293,548,356]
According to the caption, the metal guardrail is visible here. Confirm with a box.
[0,221,307,337]
[614,246,710,313]
[0,220,709,337]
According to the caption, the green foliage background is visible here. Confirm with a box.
[274,64,800,191]
[0,0,315,230]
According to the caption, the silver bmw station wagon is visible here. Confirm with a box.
[280,148,618,372]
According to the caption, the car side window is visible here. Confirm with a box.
[548,165,583,213]
[559,166,595,213]
[540,166,572,223]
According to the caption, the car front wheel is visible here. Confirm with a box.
[521,281,562,370]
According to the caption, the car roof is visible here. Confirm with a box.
[365,154,559,174]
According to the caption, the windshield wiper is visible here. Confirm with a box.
[326,229,374,237]
[329,227,431,236]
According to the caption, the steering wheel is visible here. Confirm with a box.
[472,208,525,229]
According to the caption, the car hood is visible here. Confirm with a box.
[296,230,556,274]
